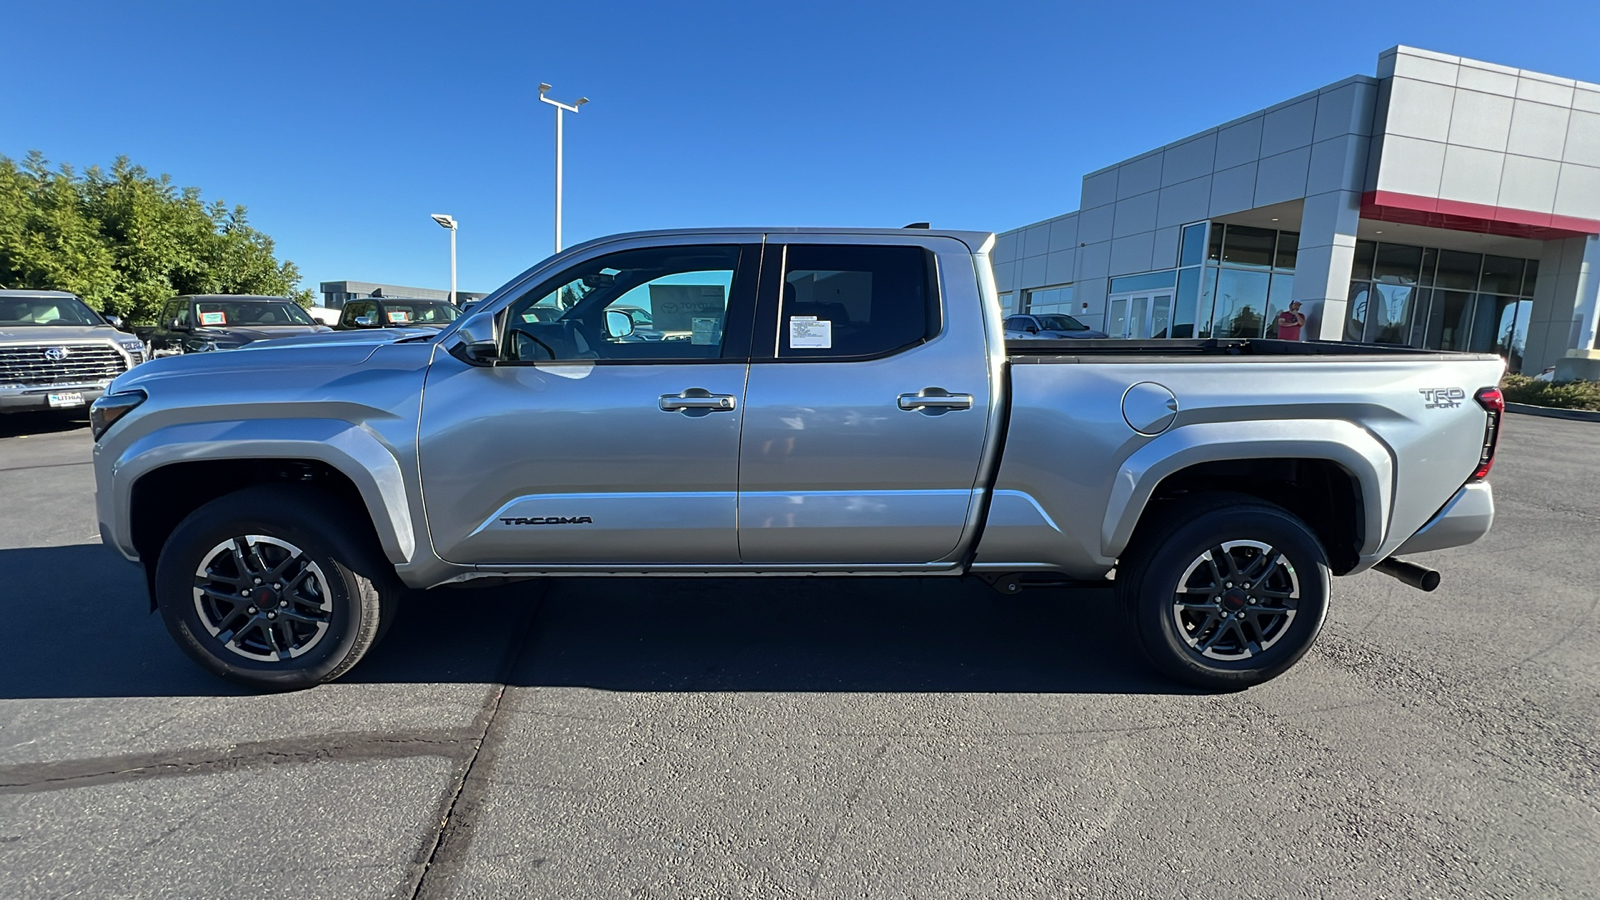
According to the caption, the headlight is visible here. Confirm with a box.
[116,339,146,361]
[90,390,147,441]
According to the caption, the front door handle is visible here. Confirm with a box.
[660,388,738,414]
[898,387,974,413]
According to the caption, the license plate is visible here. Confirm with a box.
[47,392,86,408]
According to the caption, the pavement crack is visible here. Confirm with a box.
[404,583,548,900]
[808,741,889,895]
[0,730,475,795]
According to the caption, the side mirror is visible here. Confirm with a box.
[447,311,501,366]
[355,315,376,327]
[1025,325,1039,334]
[605,309,635,338]
[171,318,190,332]
[104,314,125,330]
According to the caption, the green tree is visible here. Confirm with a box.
[0,152,313,323]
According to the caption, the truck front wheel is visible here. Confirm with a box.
[1118,495,1330,690]
[153,486,396,690]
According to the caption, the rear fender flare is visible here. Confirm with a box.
[1101,419,1393,562]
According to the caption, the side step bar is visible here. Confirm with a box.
[1372,557,1441,592]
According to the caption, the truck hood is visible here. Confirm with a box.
[242,327,439,350]
[190,324,331,347]
[108,335,397,394]
[0,324,129,344]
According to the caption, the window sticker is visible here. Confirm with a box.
[199,311,227,326]
[387,310,412,324]
[691,317,722,345]
[789,315,832,349]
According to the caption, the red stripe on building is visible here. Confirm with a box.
[1361,191,1600,241]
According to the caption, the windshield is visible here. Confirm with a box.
[194,301,315,327]
[1036,314,1089,331]
[0,295,104,327]
[382,301,460,325]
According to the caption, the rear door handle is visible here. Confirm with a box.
[660,388,738,413]
[898,387,974,412]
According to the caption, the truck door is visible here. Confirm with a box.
[418,240,760,566]
[737,238,997,564]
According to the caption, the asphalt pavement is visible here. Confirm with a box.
[0,410,1595,899]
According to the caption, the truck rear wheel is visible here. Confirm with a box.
[1117,495,1330,691]
[154,486,396,691]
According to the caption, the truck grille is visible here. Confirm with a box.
[0,343,129,387]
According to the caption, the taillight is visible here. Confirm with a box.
[1470,387,1503,481]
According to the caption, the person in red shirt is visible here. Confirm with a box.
[1275,300,1306,341]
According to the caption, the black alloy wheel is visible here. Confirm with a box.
[1118,494,1330,690]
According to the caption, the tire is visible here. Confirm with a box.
[154,485,397,690]
[1117,493,1330,691]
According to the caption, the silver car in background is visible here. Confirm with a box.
[0,289,146,415]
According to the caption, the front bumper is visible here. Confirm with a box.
[0,383,109,414]
[1395,482,1495,555]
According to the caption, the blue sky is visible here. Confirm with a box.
[5,1,1599,297]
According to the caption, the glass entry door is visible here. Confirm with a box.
[1108,290,1175,338]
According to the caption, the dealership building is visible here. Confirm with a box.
[994,46,1600,377]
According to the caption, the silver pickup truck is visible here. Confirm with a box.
[90,228,1505,691]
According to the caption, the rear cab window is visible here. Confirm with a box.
[767,244,938,360]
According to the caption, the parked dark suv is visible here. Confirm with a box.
[141,295,330,356]
[335,297,461,330]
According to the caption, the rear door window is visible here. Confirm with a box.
[773,244,935,359]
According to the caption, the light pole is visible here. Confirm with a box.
[538,83,588,253]
[430,213,458,305]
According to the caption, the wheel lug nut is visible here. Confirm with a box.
[279,600,288,608]
[247,606,257,614]
[267,612,277,620]
[241,589,250,597]
[253,578,262,585]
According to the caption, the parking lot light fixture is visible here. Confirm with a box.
[430,214,458,305]
[537,83,589,254]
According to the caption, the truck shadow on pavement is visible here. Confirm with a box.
[0,544,1186,698]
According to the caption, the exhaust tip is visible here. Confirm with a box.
[1373,557,1441,592]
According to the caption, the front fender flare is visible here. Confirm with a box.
[1100,419,1393,562]
[111,418,416,564]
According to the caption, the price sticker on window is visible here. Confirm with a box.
[199,311,226,326]
[789,315,832,349]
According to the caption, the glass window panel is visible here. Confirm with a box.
[1130,296,1150,339]
[1465,294,1520,354]
[1107,299,1128,338]
[1151,295,1173,339]
[1207,223,1225,262]
[1024,284,1073,313]
[1346,282,1372,342]
[1108,270,1177,293]
[1506,299,1533,373]
[1434,249,1482,291]
[1371,282,1419,344]
[1522,259,1539,297]
[1373,243,1424,285]
[1419,247,1438,287]
[997,291,1015,316]
[1480,256,1525,296]
[1406,288,1431,347]
[1263,274,1299,339]
[1196,266,1219,338]
[1424,290,1472,351]
[1180,223,1208,268]
[779,244,931,358]
[1173,267,1200,338]
[1220,225,1276,268]
[1352,241,1376,282]
[1274,232,1299,272]
[1212,268,1271,338]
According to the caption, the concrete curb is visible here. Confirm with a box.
[1506,402,1600,423]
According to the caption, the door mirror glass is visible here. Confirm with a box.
[104,314,125,330]
[171,318,189,332]
[355,315,376,327]
[1025,324,1038,333]
[448,310,501,366]
[604,309,635,338]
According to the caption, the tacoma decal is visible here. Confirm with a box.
[500,516,594,525]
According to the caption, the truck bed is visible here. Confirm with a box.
[1006,337,1503,362]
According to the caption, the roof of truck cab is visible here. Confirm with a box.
[562,227,997,254]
